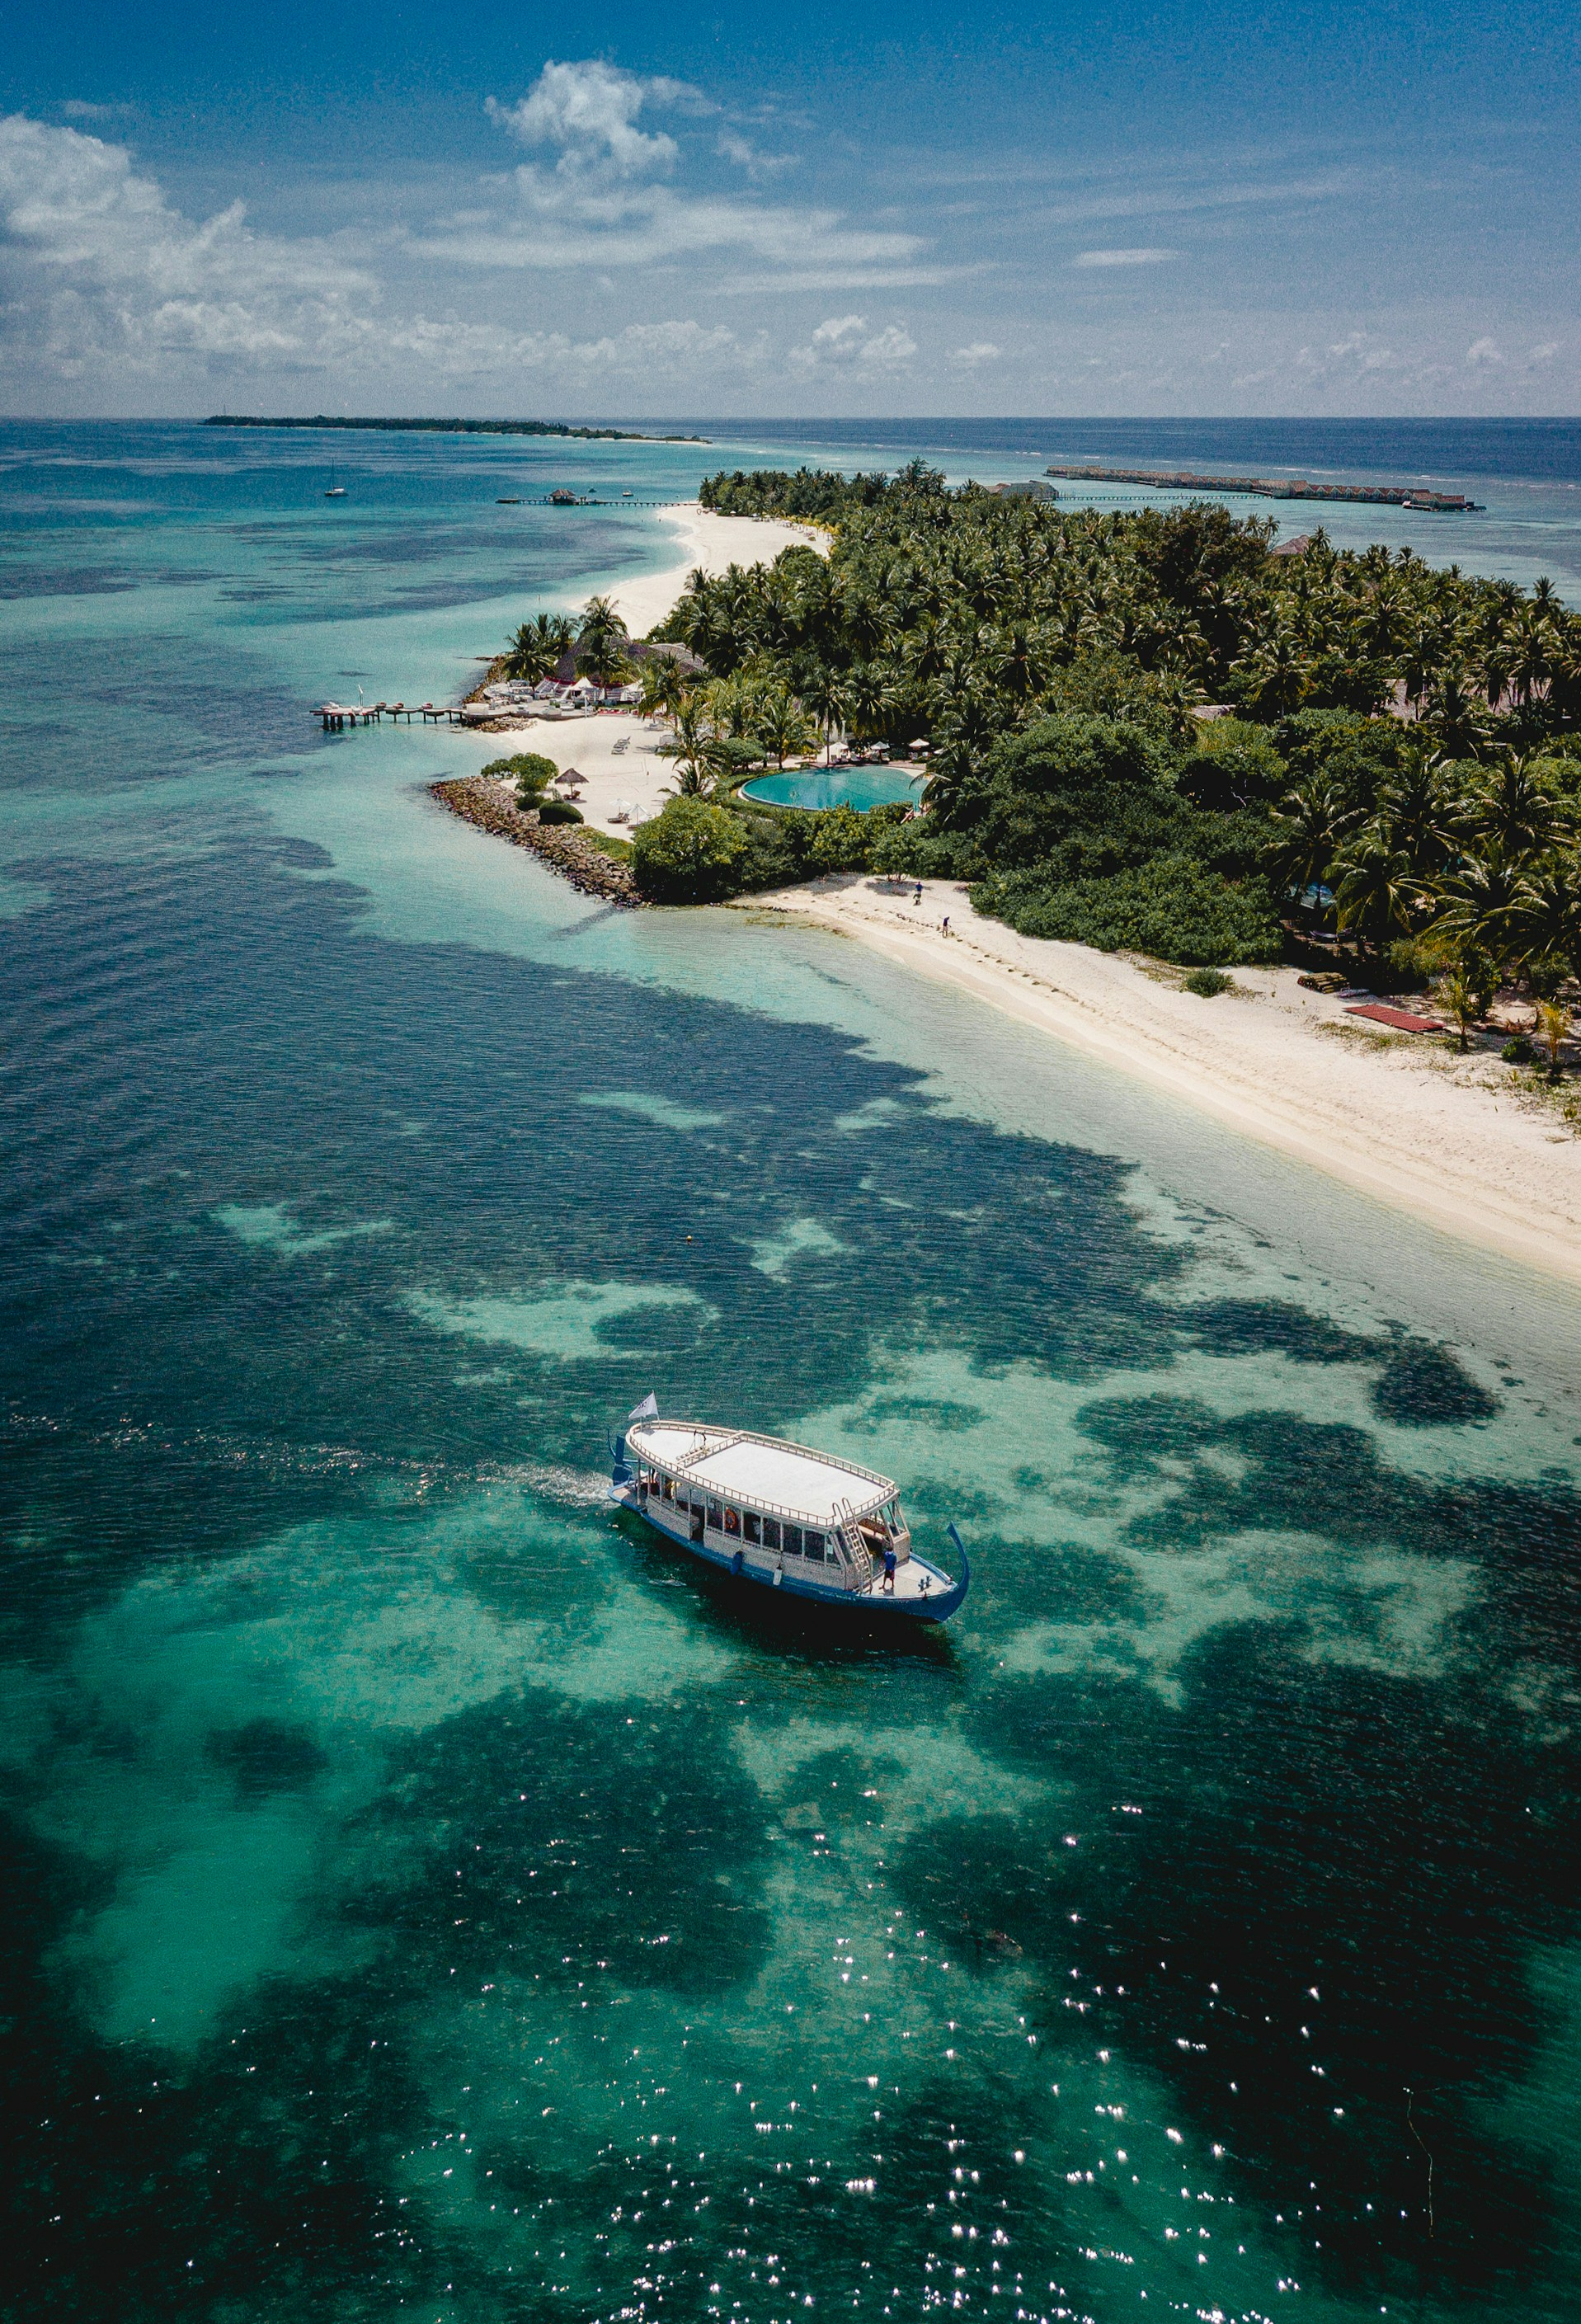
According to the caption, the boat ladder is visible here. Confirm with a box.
[832,1499,873,1594]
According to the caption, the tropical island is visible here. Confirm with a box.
[205,415,707,442]
[429,465,1581,1273]
[619,463,1581,1018]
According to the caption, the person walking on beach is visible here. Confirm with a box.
[914,883,922,905]
[942,915,950,937]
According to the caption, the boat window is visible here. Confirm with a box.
[743,1512,761,1545]
[762,1518,780,1550]
[706,1501,722,1531]
[804,1529,826,1561]
[723,1506,741,1537]
[782,1523,802,1556]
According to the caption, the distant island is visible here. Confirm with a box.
[204,415,708,443]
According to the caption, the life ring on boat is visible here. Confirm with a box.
[731,1550,743,1577]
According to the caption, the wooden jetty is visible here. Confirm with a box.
[316,700,466,731]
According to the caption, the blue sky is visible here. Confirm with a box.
[0,0,1576,416]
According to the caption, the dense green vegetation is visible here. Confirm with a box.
[642,464,1581,1000]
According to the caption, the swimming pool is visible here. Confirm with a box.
[739,764,926,812]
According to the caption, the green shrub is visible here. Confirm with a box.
[1500,1036,1534,1064]
[868,816,981,880]
[807,803,870,873]
[1182,721,1289,812]
[633,797,751,902]
[536,798,583,825]
[975,856,1282,967]
[1183,967,1235,996]
[482,750,559,803]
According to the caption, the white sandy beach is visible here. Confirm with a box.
[746,875,1581,1285]
[436,503,828,833]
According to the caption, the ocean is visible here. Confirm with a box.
[2,416,1580,2324]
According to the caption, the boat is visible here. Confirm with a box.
[608,1412,969,1621]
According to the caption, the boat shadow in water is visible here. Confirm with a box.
[612,1508,963,1668]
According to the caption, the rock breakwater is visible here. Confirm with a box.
[430,778,641,906]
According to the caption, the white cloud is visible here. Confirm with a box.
[0,111,776,395]
[1466,335,1503,365]
[0,113,374,376]
[384,315,759,381]
[440,59,927,285]
[717,128,797,181]
[420,182,924,279]
[788,313,916,373]
[485,60,713,180]
[1070,247,1175,267]
[859,322,917,369]
[949,340,1000,367]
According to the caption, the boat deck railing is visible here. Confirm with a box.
[631,1419,896,1519]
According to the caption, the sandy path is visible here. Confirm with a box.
[746,876,1581,1285]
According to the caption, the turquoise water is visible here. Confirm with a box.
[741,765,926,812]
[4,420,1581,2324]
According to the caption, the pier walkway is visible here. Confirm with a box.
[316,701,467,731]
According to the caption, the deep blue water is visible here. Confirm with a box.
[2,420,1581,2324]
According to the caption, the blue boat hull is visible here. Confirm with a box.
[613,1489,969,1623]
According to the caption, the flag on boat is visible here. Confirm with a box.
[628,1391,659,1423]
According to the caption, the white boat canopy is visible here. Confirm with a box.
[626,1422,896,1527]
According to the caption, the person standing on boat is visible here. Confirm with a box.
[883,1541,897,1592]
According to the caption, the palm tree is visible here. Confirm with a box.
[504,611,574,684]
[800,668,853,764]
[1420,667,1494,761]
[574,595,632,689]
[1433,967,1483,1052]
[637,653,687,722]
[1534,998,1569,1080]
[1429,841,1533,989]
[655,695,743,796]
[1237,630,1312,717]
[756,685,819,768]
[1466,750,1570,861]
[844,663,901,746]
[1264,778,1361,924]
[1332,835,1417,951]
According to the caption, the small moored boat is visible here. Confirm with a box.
[609,1411,968,1622]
